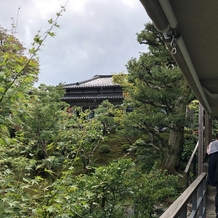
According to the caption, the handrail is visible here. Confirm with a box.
[160,172,207,218]
[184,140,199,173]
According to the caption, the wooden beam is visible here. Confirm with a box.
[198,103,204,175]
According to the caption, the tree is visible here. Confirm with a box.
[10,83,106,178]
[0,4,70,215]
[12,84,70,177]
[115,23,195,172]
[94,100,116,135]
[0,0,67,141]
[0,26,39,140]
[68,107,104,171]
[33,158,181,218]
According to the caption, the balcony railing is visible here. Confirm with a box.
[160,172,207,218]
[160,140,207,218]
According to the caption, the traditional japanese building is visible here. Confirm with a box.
[62,75,124,110]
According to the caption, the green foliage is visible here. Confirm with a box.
[0,27,39,138]
[29,1,67,57]
[0,0,66,139]
[186,100,200,131]
[132,164,183,217]
[68,108,104,169]
[121,144,130,151]
[11,84,72,177]
[180,134,198,170]
[99,145,111,154]
[93,133,130,166]
[10,159,179,218]
[115,22,195,172]
[94,100,116,135]
[0,12,190,217]
[130,138,161,173]
[212,119,218,136]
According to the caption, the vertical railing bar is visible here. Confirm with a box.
[192,190,197,211]
[180,206,187,218]
[193,154,196,177]
[187,170,190,187]
[198,181,203,217]
[184,141,199,188]
[202,176,207,218]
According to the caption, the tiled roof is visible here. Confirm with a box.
[64,75,119,88]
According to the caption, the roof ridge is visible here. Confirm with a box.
[64,75,113,86]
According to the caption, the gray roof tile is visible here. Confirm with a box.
[64,75,119,88]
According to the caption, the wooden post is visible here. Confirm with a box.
[203,111,212,173]
[205,112,212,147]
[198,103,204,175]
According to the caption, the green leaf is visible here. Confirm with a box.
[48,18,53,24]
[48,32,56,37]
[54,23,60,28]
[29,47,37,54]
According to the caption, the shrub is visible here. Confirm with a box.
[180,134,197,170]
[99,145,111,154]
[121,144,130,151]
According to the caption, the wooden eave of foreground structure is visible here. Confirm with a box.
[139,0,218,187]
[131,2,218,216]
[140,0,218,120]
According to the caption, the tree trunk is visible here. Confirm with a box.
[164,127,184,173]
[163,100,188,172]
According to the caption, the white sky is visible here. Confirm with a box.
[0,0,151,86]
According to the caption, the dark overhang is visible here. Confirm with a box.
[140,0,218,118]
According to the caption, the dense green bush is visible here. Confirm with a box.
[0,158,182,217]
[36,159,181,218]
[99,145,111,154]
[180,134,197,170]
[121,143,130,151]
[129,138,160,173]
